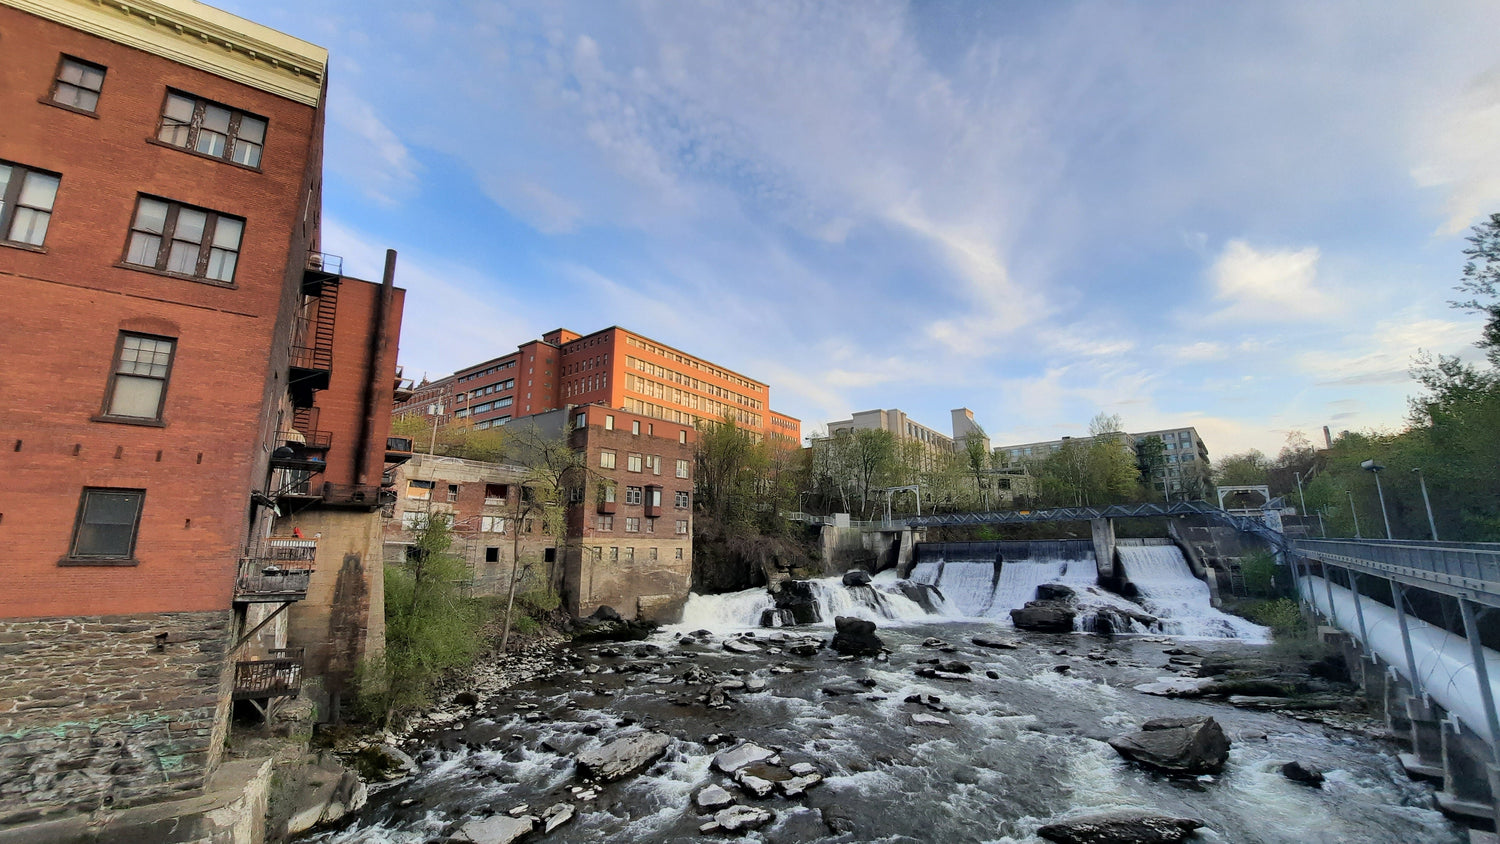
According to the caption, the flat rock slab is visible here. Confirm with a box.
[1038,811,1204,844]
[696,784,736,811]
[453,814,535,844]
[714,742,777,774]
[1134,677,1213,697]
[575,732,672,782]
[911,713,952,726]
[714,805,775,832]
[724,639,762,654]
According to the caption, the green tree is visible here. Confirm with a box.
[1454,211,1500,367]
[371,511,483,727]
[1215,449,1270,486]
[1135,435,1167,494]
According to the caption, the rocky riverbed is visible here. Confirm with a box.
[301,621,1465,843]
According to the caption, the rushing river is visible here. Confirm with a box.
[303,583,1464,843]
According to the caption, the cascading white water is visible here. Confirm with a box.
[1117,545,1268,641]
[933,561,1000,616]
[676,588,775,631]
[672,575,934,631]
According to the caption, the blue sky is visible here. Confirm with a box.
[224,0,1500,458]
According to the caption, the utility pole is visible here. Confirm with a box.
[1361,460,1392,540]
[1413,468,1439,541]
[1346,490,1361,539]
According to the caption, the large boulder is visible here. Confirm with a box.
[772,580,822,625]
[574,731,672,781]
[1036,583,1076,601]
[1108,715,1230,775]
[1037,811,1205,843]
[1010,600,1077,633]
[842,569,873,587]
[897,581,946,613]
[572,606,656,642]
[830,616,884,656]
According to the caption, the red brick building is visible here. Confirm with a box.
[0,0,403,827]
[392,325,803,449]
[385,404,695,621]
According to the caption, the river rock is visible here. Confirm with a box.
[842,569,873,586]
[541,802,575,832]
[714,805,774,832]
[1281,761,1325,788]
[1108,716,1230,775]
[911,713,951,726]
[779,773,823,796]
[453,814,535,844]
[1036,810,1205,843]
[574,731,672,781]
[772,580,823,625]
[735,770,777,797]
[760,608,796,627]
[973,636,1020,650]
[1010,600,1077,633]
[573,606,656,642]
[897,581,947,613]
[724,638,762,654]
[831,616,884,656]
[696,784,736,811]
[713,742,777,774]
[1036,583,1076,601]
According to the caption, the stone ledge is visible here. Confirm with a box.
[0,757,271,844]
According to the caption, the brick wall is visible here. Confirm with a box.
[0,611,232,825]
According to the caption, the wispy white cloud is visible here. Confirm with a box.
[1207,240,1337,323]
[325,83,418,207]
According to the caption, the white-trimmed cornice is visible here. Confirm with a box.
[2,0,326,106]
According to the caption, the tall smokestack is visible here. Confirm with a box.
[1322,426,1332,449]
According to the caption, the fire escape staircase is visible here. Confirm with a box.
[232,537,316,716]
[289,253,341,408]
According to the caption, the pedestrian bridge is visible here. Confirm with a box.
[1291,537,1500,830]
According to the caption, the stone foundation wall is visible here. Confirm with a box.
[0,611,233,826]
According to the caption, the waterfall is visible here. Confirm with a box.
[1116,545,1268,641]
[676,588,775,631]
[673,574,933,631]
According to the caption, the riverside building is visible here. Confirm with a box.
[0,0,405,828]
[392,326,802,449]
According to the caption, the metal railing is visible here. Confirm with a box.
[235,539,316,601]
[1292,538,1500,591]
[279,429,332,451]
[306,251,342,276]
[233,648,303,700]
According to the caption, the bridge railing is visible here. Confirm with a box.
[1292,538,1500,583]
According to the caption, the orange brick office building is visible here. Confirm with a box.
[393,326,803,449]
[0,0,404,827]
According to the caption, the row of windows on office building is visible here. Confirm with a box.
[598,449,690,478]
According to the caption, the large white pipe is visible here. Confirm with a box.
[1302,574,1500,743]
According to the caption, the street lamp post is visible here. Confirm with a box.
[1413,468,1439,542]
[1346,490,1361,539]
[1294,470,1308,532]
[1360,460,1392,540]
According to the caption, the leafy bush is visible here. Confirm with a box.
[1241,597,1307,637]
[1239,550,1280,596]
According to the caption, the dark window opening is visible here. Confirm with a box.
[69,488,144,559]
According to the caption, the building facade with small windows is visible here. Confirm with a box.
[411,325,801,448]
[993,426,1212,499]
[383,405,696,622]
[0,0,403,827]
